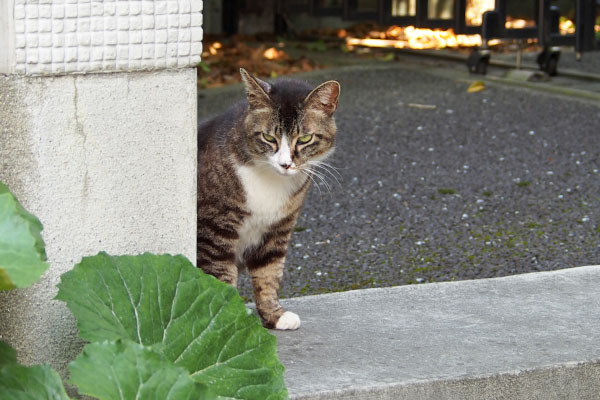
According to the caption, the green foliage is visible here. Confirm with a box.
[437,188,457,195]
[0,180,288,400]
[57,252,288,400]
[69,340,210,400]
[0,342,70,400]
[305,40,327,52]
[0,182,49,290]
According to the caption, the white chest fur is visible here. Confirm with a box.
[234,164,306,265]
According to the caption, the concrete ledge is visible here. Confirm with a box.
[274,266,600,399]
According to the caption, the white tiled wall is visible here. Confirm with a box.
[11,0,203,75]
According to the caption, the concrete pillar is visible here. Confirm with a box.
[0,0,202,378]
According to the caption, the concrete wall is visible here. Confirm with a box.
[0,0,201,379]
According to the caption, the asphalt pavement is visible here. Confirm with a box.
[197,52,600,300]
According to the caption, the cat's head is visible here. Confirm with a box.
[240,68,340,177]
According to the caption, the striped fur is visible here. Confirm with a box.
[197,69,340,329]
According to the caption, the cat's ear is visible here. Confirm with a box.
[304,81,340,117]
[240,68,272,109]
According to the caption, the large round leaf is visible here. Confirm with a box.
[56,253,288,400]
[69,340,210,400]
[0,182,48,290]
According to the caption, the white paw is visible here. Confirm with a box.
[275,311,301,330]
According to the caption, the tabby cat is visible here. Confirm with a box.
[197,68,340,330]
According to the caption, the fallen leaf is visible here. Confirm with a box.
[408,103,436,110]
[468,80,486,93]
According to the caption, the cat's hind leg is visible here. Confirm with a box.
[197,236,239,287]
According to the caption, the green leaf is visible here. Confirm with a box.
[69,340,211,400]
[0,343,69,400]
[0,341,18,366]
[56,252,288,400]
[0,182,49,290]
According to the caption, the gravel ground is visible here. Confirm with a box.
[197,60,600,301]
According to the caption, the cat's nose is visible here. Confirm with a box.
[279,162,292,170]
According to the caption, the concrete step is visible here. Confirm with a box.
[274,266,600,399]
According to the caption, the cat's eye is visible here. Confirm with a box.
[262,133,277,143]
[297,134,313,144]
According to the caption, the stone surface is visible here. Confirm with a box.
[0,68,197,378]
[274,266,600,399]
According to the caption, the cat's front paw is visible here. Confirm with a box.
[275,311,301,330]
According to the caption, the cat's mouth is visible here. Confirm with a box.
[274,165,299,177]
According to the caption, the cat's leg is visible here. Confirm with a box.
[248,257,299,330]
[199,260,238,287]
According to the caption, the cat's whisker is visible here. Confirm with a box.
[308,160,344,179]
[299,169,323,195]
[303,167,333,194]
[306,161,342,188]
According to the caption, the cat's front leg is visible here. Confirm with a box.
[248,257,299,330]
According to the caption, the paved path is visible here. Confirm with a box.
[274,266,600,399]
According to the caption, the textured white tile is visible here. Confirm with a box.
[104,2,116,16]
[179,0,191,13]
[142,30,154,43]
[179,13,190,28]
[118,31,129,44]
[65,4,78,18]
[26,4,39,18]
[26,35,39,48]
[91,46,103,61]
[11,0,203,75]
[91,32,103,45]
[105,31,117,45]
[167,1,179,14]
[15,36,27,49]
[190,0,202,13]
[78,32,91,46]
[39,33,52,47]
[155,44,166,58]
[143,16,154,29]
[178,42,190,56]
[142,1,154,15]
[52,4,66,19]
[142,44,154,59]
[91,2,103,16]
[52,34,65,47]
[78,3,91,18]
[26,19,39,33]
[39,4,52,18]
[64,18,77,32]
[15,49,27,63]
[39,48,52,63]
[155,29,167,43]
[65,47,78,62]
[130,30,142,44]
[39,19,52,33]
[14,4,26,19]
[78,46,90,61]
[52,47,65,62]
[15,20,26,34]
[129,1,142,16]
[155,15,167,29]
[53,20,64,33]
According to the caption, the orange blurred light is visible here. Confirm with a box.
[263,47,282,60]
[346,25,482,50]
